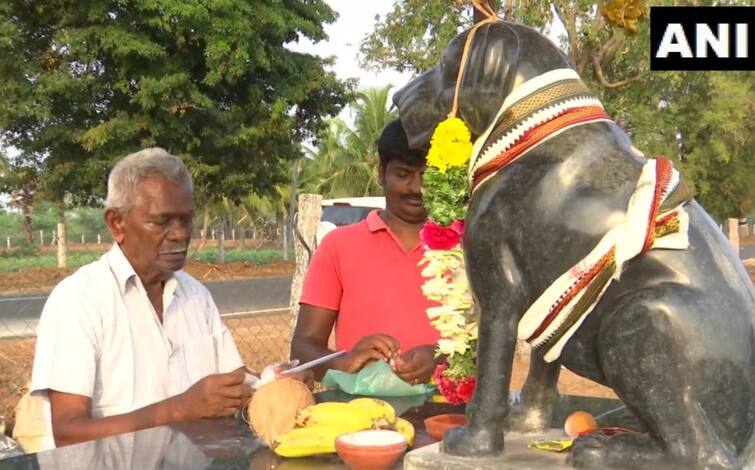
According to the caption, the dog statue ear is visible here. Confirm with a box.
[456,22,520,138]
[394,21,521,151]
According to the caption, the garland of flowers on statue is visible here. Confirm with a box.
[420,117,478,404]
[419,5,499,405]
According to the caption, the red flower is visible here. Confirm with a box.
[456,376,476,402]
[433,363,476,405]
[421,219,465,250]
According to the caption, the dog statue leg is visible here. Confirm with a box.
[442,213,526,457]
[506,350,561,433]
[571,291,744,469]
[442,301,515,456]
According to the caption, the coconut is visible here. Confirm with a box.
[248,377,315,446]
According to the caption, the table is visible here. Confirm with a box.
[0,393,623,470]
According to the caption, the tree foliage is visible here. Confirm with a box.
[0,152,40,242]
[679,72,755,218]
[302,86,398,197]
[0,0,351,208]
[359,0,753,219]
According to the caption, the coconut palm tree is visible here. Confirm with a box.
[302,86,397,197]
[199,86,399,261]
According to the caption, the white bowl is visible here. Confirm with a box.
[337,429,407,447]
[335,430,408,470]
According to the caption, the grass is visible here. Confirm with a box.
[0,248,285,272]
[192,248,284,265]
[0,251,102,272]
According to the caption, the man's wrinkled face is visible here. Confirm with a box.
[111,175,194,282]
[380,160,427,225]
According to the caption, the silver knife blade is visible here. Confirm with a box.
[280,350,346,375]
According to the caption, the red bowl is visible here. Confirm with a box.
[423,413,467,441]
[335,430,408,470]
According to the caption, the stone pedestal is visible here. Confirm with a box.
[404,431,572,470]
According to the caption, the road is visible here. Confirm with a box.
[0,276,292,339]
[741,244,755,260]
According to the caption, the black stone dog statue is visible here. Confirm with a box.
[394,20,755,469]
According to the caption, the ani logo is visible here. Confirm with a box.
[650,6,754,71]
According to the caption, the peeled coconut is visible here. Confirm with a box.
[248,377,315,446]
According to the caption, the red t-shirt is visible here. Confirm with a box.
[299,210,440,352]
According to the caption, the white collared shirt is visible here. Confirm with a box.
[29,244,244,448]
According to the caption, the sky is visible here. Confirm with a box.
[289,1,567,117]
[289,0,414,93]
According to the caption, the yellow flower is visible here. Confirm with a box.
[426,117,473,173]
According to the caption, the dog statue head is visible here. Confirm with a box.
[393,21,572,150]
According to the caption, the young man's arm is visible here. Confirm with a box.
[292,228,400,380]
[291,304,399,381]
[48,371,250,447]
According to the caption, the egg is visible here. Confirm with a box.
[564,411,597,438]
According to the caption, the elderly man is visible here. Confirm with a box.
[29,148,253,448]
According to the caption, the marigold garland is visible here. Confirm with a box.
[419,116,478,402]
[425,117,474,173]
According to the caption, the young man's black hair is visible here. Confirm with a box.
[378,119,426,169]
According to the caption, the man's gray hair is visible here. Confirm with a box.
[105,147,193,212]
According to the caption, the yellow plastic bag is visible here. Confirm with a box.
[12,384,55,453]
[528,439,573,453]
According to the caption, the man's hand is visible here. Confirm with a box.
[173,371,252,421]
[393,345,436,384]
[336,334,400,373]
[274,363,315,389]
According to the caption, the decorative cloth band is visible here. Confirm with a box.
[469,69,612,191]
[516,157,692,362]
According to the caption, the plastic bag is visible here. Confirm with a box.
[321,361,434,397]
[0,419,23,460]
[528,439,573,453]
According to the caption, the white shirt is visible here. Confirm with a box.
[29,244,244,449]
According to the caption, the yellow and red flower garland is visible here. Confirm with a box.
[419,117,478,402]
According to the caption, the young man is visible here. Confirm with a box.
[291,119,441,383]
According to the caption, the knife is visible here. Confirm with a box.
[280,350,346,375]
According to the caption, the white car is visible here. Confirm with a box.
[316,197,385,246]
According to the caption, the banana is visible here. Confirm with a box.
[272,425,343,457]
[348,398,397,425]
[295,402,374,431]
[392,417,415,447]
[276,401,414,458]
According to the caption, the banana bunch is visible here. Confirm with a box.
[392,417,415,447]
[272,398,415,458]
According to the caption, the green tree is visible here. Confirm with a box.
[0,0,350,266]
[676,72,755,219]
[302,86,398,197]
[0,154,40,244]
[359,0,753,220]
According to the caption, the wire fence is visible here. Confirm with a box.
[0,217,287,252]
[0,276,295,432]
